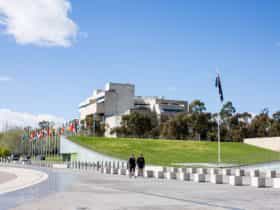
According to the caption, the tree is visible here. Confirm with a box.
[220,101,236,119]
[189,112,212,140]
[273,111,280,122]
[249,111,271,138]
[161,114,190,139]
[189,100,206,113]
[114,111,158,138]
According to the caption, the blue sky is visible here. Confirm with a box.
[0,0,280,122]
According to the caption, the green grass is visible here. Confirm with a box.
[68,136,280,166]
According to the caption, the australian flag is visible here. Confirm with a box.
[215,74,224,102]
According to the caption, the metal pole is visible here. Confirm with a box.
[217,113,221,164]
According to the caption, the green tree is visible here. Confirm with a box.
[220,101,236,119]
[161,114,190,139]
[272,111,280,122]
[249,111,271,138]
[114,111,158,138]
[189,100,206,113]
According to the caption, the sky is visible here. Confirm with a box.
[0,0,280,128]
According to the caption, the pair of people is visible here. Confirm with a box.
[128,154,145,178]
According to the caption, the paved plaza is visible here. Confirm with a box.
[0,167,48,195]
[1,166,279,210]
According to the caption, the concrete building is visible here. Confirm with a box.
[79,82,188,137]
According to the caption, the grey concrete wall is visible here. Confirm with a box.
[60,136,122,162]
[244,137,280,152]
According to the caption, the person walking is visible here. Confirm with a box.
[137,154,145,177]
[128,154,136,178]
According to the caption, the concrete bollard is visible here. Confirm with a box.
[197,168,208,174]
[162,167,168,173]
[145,170,154,178]
[251,177,266,187]
[193,174,206,182]
[172,167,179,173]
[105,167,111,174]
[119,168,128,175]
[229,176,243,186]
[266,170,277,178]
[111,168,119,175]
[250,170,260,177]
[235,169,245,176]
[156,171,165,179]
[210,174,224,184]
[222,168,232,176]
[272,178,280,188]
[164,172,177,180]
[209,168,219,175]
[186,168,197,174]
[176,172,191,181]
[178,168,187,173]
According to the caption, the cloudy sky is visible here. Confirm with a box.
[0,0,280,129]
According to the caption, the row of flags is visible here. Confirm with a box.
[22,119,80,142]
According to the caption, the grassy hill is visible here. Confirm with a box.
[68,136,280,166]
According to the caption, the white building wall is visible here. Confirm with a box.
[105,115,122,137]
[244,137,280,152]
[104,83,135,116]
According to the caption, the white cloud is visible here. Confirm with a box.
[0,109,65,131]
[0,76,12,81]
[0,0,78,47]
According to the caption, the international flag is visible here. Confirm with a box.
[215,74,224,102]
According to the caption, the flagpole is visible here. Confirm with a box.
[215,72,224,165]
[218,113,221,164]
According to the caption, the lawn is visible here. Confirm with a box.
[68,136,280,166]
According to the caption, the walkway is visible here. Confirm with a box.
[0,166,48,195]
[4,166,280,210]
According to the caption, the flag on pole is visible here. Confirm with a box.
[215,74,224,102]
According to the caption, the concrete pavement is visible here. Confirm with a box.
[9,169,280,210]
[0,166,48,195]
[0,171,17,184]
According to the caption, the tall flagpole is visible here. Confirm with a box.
[218,113,221,164]
[216,72,224,165]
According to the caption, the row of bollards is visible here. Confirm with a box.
[1,158,280,188]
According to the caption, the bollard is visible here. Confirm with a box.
[222,168,232,176]
[119,168,127,175]
[197,168,208,174]
[176,172,190,181]
[209,168,219,175]
[235,169,245,176]
[210,174,224,184]
[251,177,266,187]
[272,178,280,188]
[186,168,197,174]
[156,171,165,179]
[178,168,187,173]
[105,167,111,174]
[111,168,119,175]
[193,174,206,182]
[250,170,260,177]
[266,170,277,178]
[164,171,177,180]
[145,170,154,178]
[229,176,243,186]
[172,167,179,173]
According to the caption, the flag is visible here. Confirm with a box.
[215,74,224,102]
